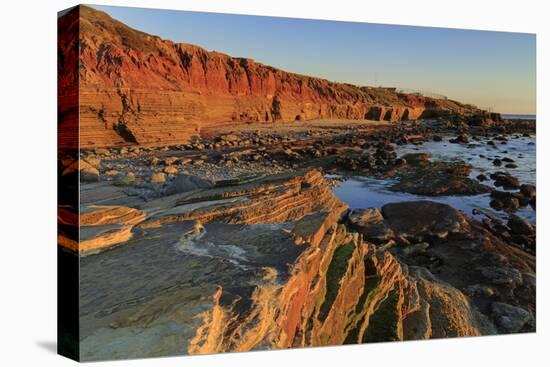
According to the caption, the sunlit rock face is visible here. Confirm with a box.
[63,6,484,148]
[70,161,534,360]
[189,230,464,353]
[189,200,535,354]
[57,6,534,361]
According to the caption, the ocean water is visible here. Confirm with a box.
[502,114,536,120]
[332,135,536,224]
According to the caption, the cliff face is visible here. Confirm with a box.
[59,6,480,147]
[58,7,80,151]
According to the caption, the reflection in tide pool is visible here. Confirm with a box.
[332,135,536,225]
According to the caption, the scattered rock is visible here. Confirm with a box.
[164,166,178,175]
[520,184,536,198]
[491,302,531,333]
[94,148,110,156]
[449,134,469,144]
[476,174,488,182]
[507,214,535,236]
[490,191,524,211]
[150,172,166,184]
[491,172,520,189]
[220,134,240,143]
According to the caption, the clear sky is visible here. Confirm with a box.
[92,5,536,115]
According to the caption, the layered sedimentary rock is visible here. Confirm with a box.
[58,7,79,151]
[189,200,535,354]
[77,169,348,359]
[139,169,346,228]
[73,161,534,359]
[58,6,485,147]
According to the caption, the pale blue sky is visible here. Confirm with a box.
[92,5,536,114]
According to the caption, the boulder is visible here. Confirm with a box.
[491,302,532,333]
[520,184,536,199]
[491,172,520,189]
[490,190,527,211]
[349,208,395,242]
[381,201,468,241]
[507,214,535,236]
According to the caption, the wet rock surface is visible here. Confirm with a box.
[388,156,492,196]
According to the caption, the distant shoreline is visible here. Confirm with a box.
[502,114,536,120]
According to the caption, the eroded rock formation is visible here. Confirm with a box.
[189,199,534,353]
[58,6,487,148]
[72,160,534,359]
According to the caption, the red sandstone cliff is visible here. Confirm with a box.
[59,5,480,147]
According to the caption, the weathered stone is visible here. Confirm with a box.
[94,148,110,156]
[491,302,531,333]
[490,191,525,211]
[151,172,166,184]
[520,184,536,199]
[491,172,520,189]
[164,166,178,175]
[164,174,215,195]
[476,174,488,182]
[480,266,522,285]
[349,208,395,242]
[391,161,491,196]
[449,134,469,144]
[381,201,468,240]
[508,214,535,236]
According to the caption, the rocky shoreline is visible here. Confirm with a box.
[58,116,536,360]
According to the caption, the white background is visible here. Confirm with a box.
[0,0,547,366]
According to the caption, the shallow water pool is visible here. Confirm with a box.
[332,135,536,225]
